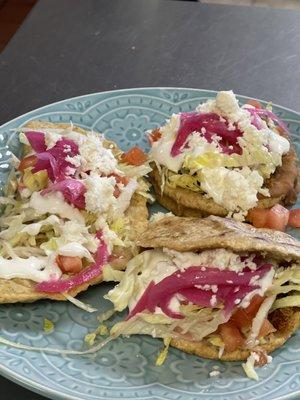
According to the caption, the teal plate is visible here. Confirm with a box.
[0,88,299,400]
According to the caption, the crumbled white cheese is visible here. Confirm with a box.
[210,295,217,307]
[65,154,81,167]
[185,132,221,158]
[67,132,118,175]
[84,173,116,213]
[209,370,220,378]
[200,166,264,218]
[163,248,258,272]
[167,295,181,314]
[215,90,243,123]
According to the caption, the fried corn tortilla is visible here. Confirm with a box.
[137,216,300,361]
[0,121,148,303]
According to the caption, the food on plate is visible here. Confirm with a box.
[148,91,299,221]
[105,215,300,379]
[0,121,151,303]
[248,204,300,231]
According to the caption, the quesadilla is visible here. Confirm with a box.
[148,91,298,221]
[105,215,300,379]
[0,121,150,303]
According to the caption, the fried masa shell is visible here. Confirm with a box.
[150,129,299,218]
[137,216,300,361]
[0,121,148,303]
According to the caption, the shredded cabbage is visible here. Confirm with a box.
[156,337,171,366]
[271,295,300,311]
[247,295,276,345]
[84,324,109,346]
[63,293,98,313]
[267,266,300,310]
[242,353,259,381]
[118,163,152,178]
[43,318,54,333]
[102,264,124,282]
[167,173,203,192]
[0,335,113,355]
[23,168,48,191]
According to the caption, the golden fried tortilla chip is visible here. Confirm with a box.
[0,121,148,303]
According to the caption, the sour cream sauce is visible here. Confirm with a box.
[0,256,62,282]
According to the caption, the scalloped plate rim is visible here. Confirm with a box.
[0,87,299,400]
[0,87,299,130]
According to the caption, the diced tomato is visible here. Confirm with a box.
[246,99,262,109]
[18,155,37,171]
[276,125,286,135]
[113,187,121,198]
[258,318,276,337]
[121,147,147,166]
[228,298,276,344]
[108,173,130,198]
[247,208,269,228]
[109,173,129,186]
[288,209,300,228]
[56,255,83,274]
[248,205,290,231]
[148,129,161,145]
[244,295,265,318]
[218,320,245,352]
[265,204,289,231]
[230,308,253,330]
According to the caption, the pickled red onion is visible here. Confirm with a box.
[36,233,109,293]
[42,178,86,209]
[25,131,79,182]
[170,112,243,157]
[128,264,272,319]
[245,107,288,133]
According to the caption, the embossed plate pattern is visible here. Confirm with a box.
[0,88,299,400]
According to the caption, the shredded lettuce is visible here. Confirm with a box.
[167,172,203,192]
[267,267,300,310]
[43,318,54,333]
[118,163,152,179]
[156,337,171,366]
[0,334,113,355]
[271,295,300,311]
[63,293,97,313]
[23,168,48,191]
[104,254,143,311]
[207,334,224,348]
[84,324,109,346]
[102,264,124,282]
[242,353,259,381]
